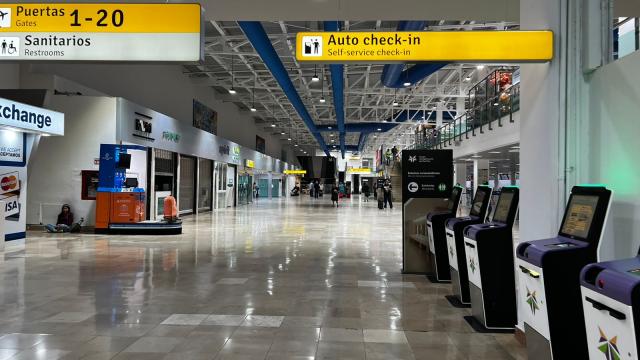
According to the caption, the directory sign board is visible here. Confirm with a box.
[0,3,202,62]
[296,31,553,63]
[402,149,453,200]
[0,97,64,135]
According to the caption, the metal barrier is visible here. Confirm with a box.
[412,82,520,150]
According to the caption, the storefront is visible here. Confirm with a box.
[0,97,64,241]
[27,95,298,228]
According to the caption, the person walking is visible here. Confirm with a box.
[331,185,339,207]
[314,180,320,199]
[362,183,370,202]
[391,146,399,162]
[253,182,259,201]
[384,182,393,209]
[377,185,385,210]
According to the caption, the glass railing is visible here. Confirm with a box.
[412,83,520,149]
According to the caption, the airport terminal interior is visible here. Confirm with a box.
[0,0,640,359]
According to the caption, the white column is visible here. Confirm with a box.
[473,159,489,192]
[455,163,467,187]
[456,97,466,118]
[436,105,443,128]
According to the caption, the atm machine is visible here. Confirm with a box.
[580,255,640,359]
[463,186,520,330]
[426,185,463,282]
[445,185,493,306]
[516,185,612,360]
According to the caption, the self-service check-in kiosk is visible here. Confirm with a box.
[445,185,493,306]
[426,185,463,282]
[463,186,520,331]
[516,185,612,360]
[580,255,640,359]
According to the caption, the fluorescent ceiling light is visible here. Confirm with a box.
[287,138,292,141]
[250,107,257,112]
[377,128,382,131]
[271,124,276,127]
[471,155,481,158]
[281,132,285,135]
[392,101,399,106]
[488,151,501,154]
[403,81,411,87]
[319,97,326,103]
[228,88,237,94]
[311,75,319,82]
[476,65,485,70]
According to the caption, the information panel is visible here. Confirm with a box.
[296,31,553,63]
[402,149,453,199]
[0,3,202,62]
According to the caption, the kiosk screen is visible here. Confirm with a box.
[447,188,461,211]
[560,195,599,240]
[117,153,132,169]
[492,192,514,223]
[470,189,488,216]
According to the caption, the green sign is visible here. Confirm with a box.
[162,131,180,143]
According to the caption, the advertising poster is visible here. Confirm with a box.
[0,166,27,241]
[255,135,266,154]
[193,100,218,135]
[0,130,27,240]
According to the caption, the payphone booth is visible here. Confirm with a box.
[580,253,640,359]
[445,185,493,306]
[426,185,463,282]
[463,186,520,331]
[516,185,612,360]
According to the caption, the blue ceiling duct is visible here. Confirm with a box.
[239,21,330,156]
[323,21,346,159]
[380,21,448,89]
[317,122,399,133]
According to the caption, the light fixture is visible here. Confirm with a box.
[229,55,237,94]
[271,124,276,127]
[465,76,472,81]
[319,65,326,103]
[311,65,319,82]
[250,77,256,111]
[287,138,292,141]
[377,128,382,131]
[493,102,499,106]
[319,97,326,103]
[294,144,298,147]
[281,132,286,135]
[488,151,501,154]
[327,126,332,130]
[392,100,399,106]
[41,133,51,137]
[403,66,411,86]
[471,155,481,158]
[393,88,399,106]
[476,65,485,70]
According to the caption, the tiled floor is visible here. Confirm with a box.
[0,196,525,359]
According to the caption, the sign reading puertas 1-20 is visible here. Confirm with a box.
[0,4,203,62]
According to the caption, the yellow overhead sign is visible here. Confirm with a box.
[284,170,307,175]
[296,31,553,63]
[348,168,372,174]
[245,159,255,168]
[0,4,201,33]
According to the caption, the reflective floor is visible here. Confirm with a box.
[0,196,525,359]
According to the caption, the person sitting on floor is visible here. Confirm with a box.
[46,204,75,233]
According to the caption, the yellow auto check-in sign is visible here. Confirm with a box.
[296,31,553,63]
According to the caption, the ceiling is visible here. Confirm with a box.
[183,20,519,156]
[455,143,520,174]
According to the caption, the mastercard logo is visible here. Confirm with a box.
[1,175,17,191]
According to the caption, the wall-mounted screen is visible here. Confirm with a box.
[560,195,599,240]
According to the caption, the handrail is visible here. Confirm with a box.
[411,82,520,150]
